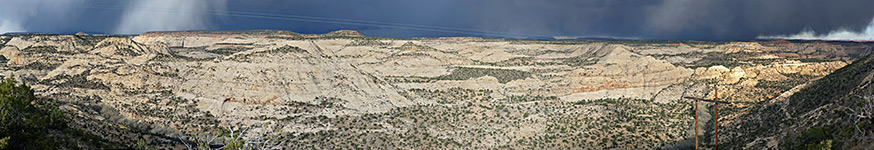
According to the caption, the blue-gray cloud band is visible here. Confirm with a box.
[1,0,873,40]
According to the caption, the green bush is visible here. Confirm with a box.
[781,126,836,150]
[0,75,119,149]
[0,76,67,149]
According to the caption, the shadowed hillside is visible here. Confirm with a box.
[721,53,874,149]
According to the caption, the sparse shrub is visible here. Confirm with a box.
[183,123,283,150]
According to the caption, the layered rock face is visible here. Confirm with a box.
[1,31,870,149]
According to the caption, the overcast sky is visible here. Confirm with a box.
[1,0,873,40]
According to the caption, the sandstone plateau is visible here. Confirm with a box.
[1,31,872,149]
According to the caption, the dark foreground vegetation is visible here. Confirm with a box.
[0,76,117,149]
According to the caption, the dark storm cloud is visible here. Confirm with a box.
[224,0,661,38]
[1,0,873,40]
[231,0,874,40]
[642,0,874,40]
[0,0,225,34]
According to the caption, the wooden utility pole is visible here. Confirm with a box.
[684,86,730,150]
[695,98,699,150]
[715,87,719,150]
